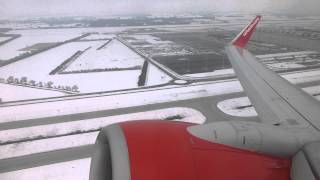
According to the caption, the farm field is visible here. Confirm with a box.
[1,14,320,180]
[0,31,173,101]
[0,30,82,61]
[64,39,144,73]
[0,83,65,102]
[0,43,165,94]
[0,14,320,103]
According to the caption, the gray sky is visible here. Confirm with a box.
[0,0,319,19]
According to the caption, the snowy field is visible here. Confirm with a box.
[256,51,318,60]
[0,37,11,43]
[123,34,191,56]
[267,62,305,70]
[2,69,320,121]
[217,97,257,117]
[0,107,205,144]
[0,29,81,60]
[0,83,65,102]
[0,107,205,180]
[81,33,115,40]
[283,70,320,84]
[0,80,241,122]
[129,34,172,45]
[145,63,173,86]
[0,158,91,180]
[185,69,234,78]
[217,85,320,117]
[2,15,320,179]
[64,39,144,72]
[0,39,172,99]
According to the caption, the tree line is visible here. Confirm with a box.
[0,76,79,93]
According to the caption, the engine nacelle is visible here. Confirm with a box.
[188,121,318,157]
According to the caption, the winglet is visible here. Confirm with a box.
[231,15,262,48]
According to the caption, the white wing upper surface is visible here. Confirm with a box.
[225,16,320,130]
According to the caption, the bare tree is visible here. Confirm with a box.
[66,86,71,91]
[29,80,36,86]
[7,76,14,83]
[14,78,20,84]
[47,81,54,88]
[20,77,28,85]
[72,85,79,92]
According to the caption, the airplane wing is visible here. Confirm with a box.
[225,16,320,130]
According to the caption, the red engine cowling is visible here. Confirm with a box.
[119,120,291,180]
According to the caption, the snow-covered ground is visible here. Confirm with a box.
[130,35,172,44]
[0,107,204,179]
[283,70,320,84]
[303,85,320,100]
[0,107,205,144]
[1,69,320,121]
[217,97,257,117]
[267,62,305,70]
[81,33,115,40]
[145,63,173,86]
[0,83,65,102]
[0,30,81,60]
[256,51,318,60]
[0,80,241,122]
[64,39,144,72]
[185,69,234,78]
[0,158,91,180]
[0,37,172,100]
[0,37,11,43]
[217,85,320,117]
[0,132,98,159]
[123,34,191,56]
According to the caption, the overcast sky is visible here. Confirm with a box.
[0,0,319,19]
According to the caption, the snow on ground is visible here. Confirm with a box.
[0,41,102,77]
[81,33,116,40]
[0,83,65,102]
[0,158,91,180]
[0,37,11,43]
[0,107,205,144]
[217,85,320,117]
[0,108,203,179]
[129,34,172,44]
[303,85,320,100]
[64,39,144,72]
[2,69,320,121]
[0,40,152,95]
[267,62,305,69]
[0,36,173,100]
[145,63,172,86]
[217,97,257,117]
[256,51,318,59]
[283,70,320,84]
[0,132,98,159]
[185,69,234,78]
[0,30,81,60]
[0,81,242,122]
[303,86,320,95]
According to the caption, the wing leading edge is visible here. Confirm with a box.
[225,16,320,130]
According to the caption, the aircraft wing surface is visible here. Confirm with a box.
[225,16,320,130]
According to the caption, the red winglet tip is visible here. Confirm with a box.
[232,15,262,48]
